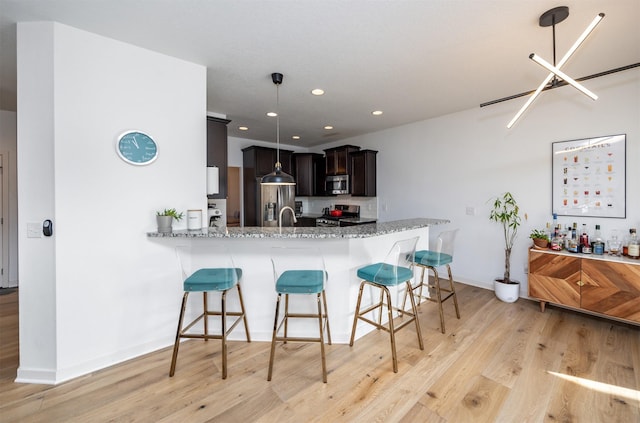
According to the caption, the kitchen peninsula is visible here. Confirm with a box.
[148,218,449,343]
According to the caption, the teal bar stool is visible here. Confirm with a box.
[268,247,331,383]
[404,229,460,334]
[169,245,250,379]
[350,236,423,373]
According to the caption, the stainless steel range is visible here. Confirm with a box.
[315,205,377,227]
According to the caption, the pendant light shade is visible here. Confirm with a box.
[261,163,295,185]
[261,72,296,186]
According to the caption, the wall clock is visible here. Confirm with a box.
[116,130,158,165]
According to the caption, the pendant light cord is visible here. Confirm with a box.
[552,16,558,86]
[276,82,280,167]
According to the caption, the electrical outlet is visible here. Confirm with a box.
[27,222,41,238]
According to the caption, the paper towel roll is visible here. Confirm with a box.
[207,166,219,195]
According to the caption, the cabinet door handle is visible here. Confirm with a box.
[577,280,584,286]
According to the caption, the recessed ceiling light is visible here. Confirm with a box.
[372,110,383,116]
[266,112,277,117]
[324,125,334,130]
[292,135,300,140]
[238,126,249,131]
[311,89,325,96]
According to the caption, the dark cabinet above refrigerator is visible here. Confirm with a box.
[242,145,294,226]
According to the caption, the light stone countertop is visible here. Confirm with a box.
[147,217,450,239]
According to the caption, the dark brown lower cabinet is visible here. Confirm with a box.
[528,249,640,324]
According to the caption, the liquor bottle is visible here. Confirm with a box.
[623,229,630,256]
[550,228,562,251]
[592,224,604,255]
[628,229,640,259]
[580,224,591,254]
[567,228,579,253]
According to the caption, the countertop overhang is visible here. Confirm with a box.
[147,217,449,239]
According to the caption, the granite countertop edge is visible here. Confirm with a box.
[147,218,450,239]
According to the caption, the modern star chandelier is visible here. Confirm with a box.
[480,6,640,128]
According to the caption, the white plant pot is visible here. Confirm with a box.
[494,279,520,303]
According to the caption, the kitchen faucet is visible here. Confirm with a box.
[278,206,298,231]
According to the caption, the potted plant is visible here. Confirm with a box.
[156,208,184,233]
[529,229,550,249]
[489,192,521,303]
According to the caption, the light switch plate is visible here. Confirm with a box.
[27,222,41,238]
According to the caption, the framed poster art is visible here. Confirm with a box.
[552,134,626,218]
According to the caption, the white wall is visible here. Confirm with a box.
[16,22,206,383]
[0,110,18,286]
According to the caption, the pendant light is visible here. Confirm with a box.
[261,72,295,186]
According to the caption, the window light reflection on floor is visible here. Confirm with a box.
[547,371,640,403]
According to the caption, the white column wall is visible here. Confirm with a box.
[16,23,57,380]
[17,22,206,384]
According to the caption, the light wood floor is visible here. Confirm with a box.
[1,284,639,422]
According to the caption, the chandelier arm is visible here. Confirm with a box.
[506,74,553,128]
[555,13,604,70]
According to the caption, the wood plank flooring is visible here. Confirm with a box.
[1,284,639,422]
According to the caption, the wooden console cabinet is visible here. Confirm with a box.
[528,249,640,324]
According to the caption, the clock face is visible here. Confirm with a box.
[116,131,158,165]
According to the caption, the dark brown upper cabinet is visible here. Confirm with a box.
[293,153,326,197]
[324,145,360,176]
[206,116,231,199]
[350,149,377,197]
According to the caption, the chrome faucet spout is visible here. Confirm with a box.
[278,206,298,231]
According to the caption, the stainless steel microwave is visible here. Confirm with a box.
[326,175,349,195]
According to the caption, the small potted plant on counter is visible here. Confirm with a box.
[529,229,550,249]
[156,208,184,233]
[489,191,521,303]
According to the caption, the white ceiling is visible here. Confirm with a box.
[1,0,638,146]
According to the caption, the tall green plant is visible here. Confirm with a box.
[489,192,521,284]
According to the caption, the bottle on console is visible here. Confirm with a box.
[592,224,604,255]
[580,224,591,254]
[567,223,579,253]
[628,229,640,259]
[623,229,631,256]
